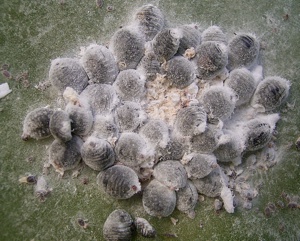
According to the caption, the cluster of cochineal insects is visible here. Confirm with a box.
[20,3,291,240]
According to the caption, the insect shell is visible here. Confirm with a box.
[137,50,161,82]
[177,24,202,55]
[35,176,52,202]
[201,25,228,44]
[80,44,119,85]
[90,114,119,141]
[48,58,88,94]
[96,165,141,199]
[134,217,156,238]
[134,4,165,41]
[49,109,72,142]
[157,138,185,162]
[81,136,115,171]
[142,179,176,217]
[21,107,54,141]
[109,26,145,70]
[103,209,134,241]
[250,76,290,112]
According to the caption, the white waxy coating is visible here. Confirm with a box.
[81,44,119,85]
[142,179,176,217]
[201,25,227,44]
[97,165,141,199]
[177,24,202,55]
[91,114,119,141]
[49,110,72,142]
[153,160,187,190]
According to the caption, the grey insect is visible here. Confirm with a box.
[65,102,93,137]
[134,217,156,238]
[151,28,182,63]
[153,160,188,190]
[49,110,72,142]
[189,124,222,154]
[227,33,260,71]
[192,168,223,198]
[49,58,88,94]
[142,179,176,217]
[91,114,119,141]
[115,101,147,133]
[181,152,218,179]
[49,135,83,176]
[109,26,145,70]
[176,180,198,219]
[137,50,161,82]
[177,24,202,55]
[21,107,54,141]
[195,41,228,80]
[162,56,197,89]
[201,25,227,44]
[199,85,236,121]
[81,136,115,171]
[225,68,256,106]
[103,209,134,241]
[97,165,141,199]
[81,44,119,85]
[157,138,185,162]
[80,84,119,115]
[139,119,169,149]
[35,176,52,202]
[251,76,290,112]
[114,132,154,168]
[113,69,146,102]
[174,105,207,137]
[134,4,165,41]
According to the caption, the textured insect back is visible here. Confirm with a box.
[91,114,119,141]
[177,24,202,56]
[49,135,83,176]
[81,136,115,171]
[113,69,146,102]
[103,209,134,241]
[195,41,228,80]
[157,138,185,162]
[151,28,182,63]
[162,56,197,89]
[137,50,161,82]
[49,58,88,94]
[133,4,165,41]
[80,44,119,85]
[109,26,146,70]
[142,179,176,217]
[224,68,256,106]
[97,165,141,199]
[22,107,54,141]
[251,76,290,112]
[49,110,72,142]
[201,25,228,44]
[227,33,260,71]
[134,217,156,238]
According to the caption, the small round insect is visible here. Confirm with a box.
[225,68,256,106]
[80,84,119,115]
[199,85,236,121]
[97,165,141,199]
[214,198,223,211]
[35,176,52,202]
[21,107,54,141]
[113,69,146,102]
[153,160,188,190]
[139,119,170,149]
[162,56,197,89]
[190,124,222,154]
[115,101,147,132]
[137,50,161,82]
[133,4,165,41]
[49,58,88,94]
[19,174,37,184]
[49,110,72,142]
[81,44,119,85]
[195,41,228,80]
[157,138,185,162]
[176,180,198,219]
[103,209,133,241]
[177,24,202,55]
[201,25,227,44]
[142,179,176,217]
[81,136,115,171]
[151,28,182,63]
[174,105,207,137]
[109,26,145,70]
[49,135,83,176]
[181,153,218,179]
[192,168,223,198]
[91,114,119,141]
[114,132,154,168]
[251,76,290,112]
[227,33,260,70]
[134,217,156,238]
